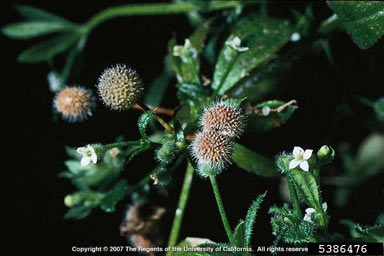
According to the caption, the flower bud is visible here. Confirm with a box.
[97,64,143,111]
[156,141,178,164]
[64,195,74,207]
[275,152,292,173]
[47,71,62,92]
[54,86,95,122]
[317,145,335,166]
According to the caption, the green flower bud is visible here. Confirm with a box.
[275,152,292,173]
[64,195,74,207]
[317,145,335,165]
[156,141,178,164]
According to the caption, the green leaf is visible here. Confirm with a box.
[352,133,384,182]
[232,143,278,177]
[100,180,130,212]
[291,170,321,210]
[328,1,384,49]
[341,220,384,243]
[18,32,79,63]
[189,19,211,53]
[64,160,88,173]
[247,100,297,132]
[144,57,173,106]
[373,97,384,122]
[138,111,154,139]
[233,220,245,247]
[244,192,266,246]
[283,220,316,244]
[65,146,82,160]
[16,4,72,23]
[211,16,292,95]
[177,83,210,103]
[64,206,92,220]
[2,21,77,39]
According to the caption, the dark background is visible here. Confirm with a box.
[3,0,384,255]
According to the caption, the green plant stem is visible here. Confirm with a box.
[166,162,194,253]
[103,141,140,150]
[209,174,235,245]
[286,171,303,218]
[84,2,244,32]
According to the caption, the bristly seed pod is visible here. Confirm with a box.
[54,86,95,122]
[191,130,234,177]
[97,64,144,111]
[201,99,245,138]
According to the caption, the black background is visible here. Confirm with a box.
[3,0,384,255]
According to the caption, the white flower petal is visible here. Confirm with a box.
[81,157,91,167]
[77,147,86,154]
[300,161,309,171]
[237,46,249,52]
[303,149,313,160]
[184,39,191,48]
[232,37,241,46]
[305,208,316,215]
[289,159,300,169]
[87,145,96,154]
[262,106,271,116]
[322,202,328,212]
[91,154,97,164]
[173,46,182,56]
[293,146,304,157]
[303,214,313,223]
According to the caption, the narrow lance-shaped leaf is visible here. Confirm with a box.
[233,220,246,247]
[17,32,79,63]
[144,57,173,106]
[100,180,130,212]
[291,169,321,210]
[328,1,384,49]
[2,21,77,39]
[212,16,292,95]
[232,143,278,177]
[244,192,266,247]
[16,4,73,24]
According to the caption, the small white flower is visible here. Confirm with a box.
[303,202,328,223]
[289,146,313,171]
[77,145,97,167]
[262,106,271,116]
[290,32,301,42]
[173,39,197,61]
[322,202,328,212]
[226,36,249,52]
[303,207,316,223]
[47,71,62,92]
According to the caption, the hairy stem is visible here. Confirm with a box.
[209,175,235,245]
[103,141,140,150]
[166,163,194,253]
[286,170,303,218]
[84,2,245,32]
